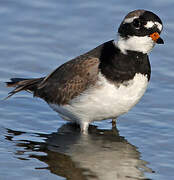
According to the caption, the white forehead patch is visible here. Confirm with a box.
[123,16,138,24]
[145,21,162,31]
[155,22,163,31]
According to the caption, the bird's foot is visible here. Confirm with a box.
[112,118,117,128]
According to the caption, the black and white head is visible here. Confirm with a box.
[116,9,164,54]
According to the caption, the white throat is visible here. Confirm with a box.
[115,35,155,54]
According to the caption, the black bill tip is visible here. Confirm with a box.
[156,37,164,44]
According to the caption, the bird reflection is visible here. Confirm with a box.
[5,124,153,180]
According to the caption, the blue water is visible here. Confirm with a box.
[0,0,174,180]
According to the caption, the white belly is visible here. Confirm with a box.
[49,73,148,124]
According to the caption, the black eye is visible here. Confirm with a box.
[133,19,141,28]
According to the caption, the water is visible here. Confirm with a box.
[0,0,174,180]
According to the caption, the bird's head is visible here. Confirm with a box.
[117,10,164,54]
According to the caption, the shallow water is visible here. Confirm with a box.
[0,1,174,180]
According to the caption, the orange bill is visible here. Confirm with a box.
[150,32,164,44]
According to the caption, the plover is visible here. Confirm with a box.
[6,9,164,133]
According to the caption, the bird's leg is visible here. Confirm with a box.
[112,118,117,128]
[80,122,89,135]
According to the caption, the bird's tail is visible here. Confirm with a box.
[5,78,43,99]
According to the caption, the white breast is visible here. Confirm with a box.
[49,73,148,124]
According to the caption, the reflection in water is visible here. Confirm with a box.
[5,124,153,180]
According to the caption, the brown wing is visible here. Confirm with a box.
[34,56,99,105]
